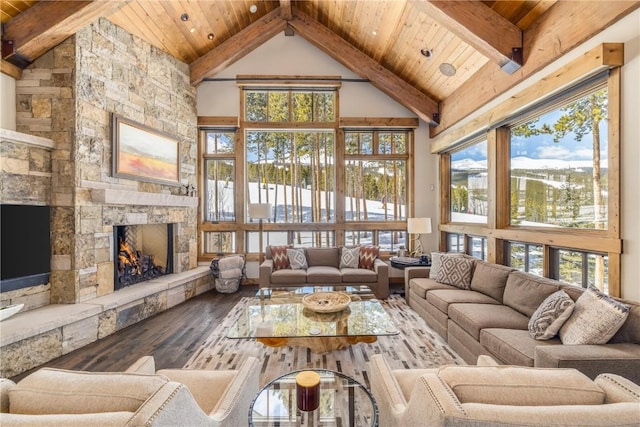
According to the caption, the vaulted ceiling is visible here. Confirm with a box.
[2,1,638,136]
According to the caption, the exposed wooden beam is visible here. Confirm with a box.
[415,1,522,72]
[289,8,439,126]
[280,0,292,21]
[190,8,286,85]
[2,1,124,65]
[431,1,640,137]
[0,59,22,79]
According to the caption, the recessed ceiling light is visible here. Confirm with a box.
[190,27,196,33]
[208,33,215,40]
[372,30,377,36]
[439,63,457,76]
[250,4,257,13]
[180,13,189,22]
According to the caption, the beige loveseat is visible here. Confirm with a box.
[259,246,389,299]
[370,354,640,427]
[0,356,259,426]
[405,256,640,383]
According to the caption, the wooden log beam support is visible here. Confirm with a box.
[2,0,124,65]
[431,0,640,137]
[190,8,286,85]
[0,59,22,79]
[289,8,439,126]
[416,0,522,72]
[280,0,292,21]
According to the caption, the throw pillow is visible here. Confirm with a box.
[429,252,465,279]
[358,245,379,270]
[559,286,631,345]
[270,246,291,271]
[340,247,360,269]
[287,248,308,270]
[528,290,575,340]
[435,255,474,289]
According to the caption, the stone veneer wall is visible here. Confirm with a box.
[13,18,198,305]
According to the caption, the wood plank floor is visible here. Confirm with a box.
[12,287,258,381]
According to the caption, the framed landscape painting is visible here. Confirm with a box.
[112,114,180,185]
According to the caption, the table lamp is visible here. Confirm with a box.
[407,217,432,257]
[248,203,272,264]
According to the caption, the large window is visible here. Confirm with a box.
[510,84,608,229]
[203,130,236,222]
[450,139,488,223]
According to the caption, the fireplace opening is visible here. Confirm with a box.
[113,224,174,290]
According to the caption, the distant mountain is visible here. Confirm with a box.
[452,156,607,171]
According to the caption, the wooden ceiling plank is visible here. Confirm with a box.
[415,0,522,70]
[289,8,438,126]
[190,8,287,85]
[431,0,640,137]
[516,0,556,30]
[3,0,124,62]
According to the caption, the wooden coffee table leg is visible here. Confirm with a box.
[257,336,377,353]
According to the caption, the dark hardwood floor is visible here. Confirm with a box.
[12,286,258,382]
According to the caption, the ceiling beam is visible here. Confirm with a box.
[431,0,640,137]
[280,0,292,21]
[414,0,522,72]
[1,59,22,79]
[190,8,286,85]
[289,8,439,126]
[2,1,125,66]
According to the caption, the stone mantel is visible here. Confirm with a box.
[0,128,55,149]
[91,188,198,208]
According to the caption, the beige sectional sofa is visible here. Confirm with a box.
[405,256,640,383]
[259,246,389,299]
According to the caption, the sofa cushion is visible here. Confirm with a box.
[341,267,377,283]
[436,255,474,289]
[339,247,359,269]
[10,369,168,415]
[480,328,561,367]
[358,245,379,270]
[503,271,560,317]
[270,246,291,271]
[448,303,529,341]
[0,412,135,426]
[528,290,575,340]
[1,378,15,413]
[306,266,342,283]
[306,248,340,268]
[560,286,631,345]
[470,261,514,303]
[437,365,605,406]
[287,248,308,270]
[270,269,308,285]
[409,278,456,300]
[426,289,500,315]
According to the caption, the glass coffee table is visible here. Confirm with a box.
[226,286,399,353]
[249,369,378,426]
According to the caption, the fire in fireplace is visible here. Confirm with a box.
[113,224,174,290]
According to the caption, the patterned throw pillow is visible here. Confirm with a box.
[559,286,631,345]
[287,248,308,270]
[358,245,379,270]
[340,247,360,269]
[429,252,465,279]
[435,255,474,289]
[270,246,291,271]
[528,290,575,340]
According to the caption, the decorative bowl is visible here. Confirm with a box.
[0,304,24,321]
[302,292,351,313]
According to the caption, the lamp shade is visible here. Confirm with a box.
[248,203,272,220]
[407,217,432,234]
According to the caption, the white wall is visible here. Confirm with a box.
[196,32,441,257]
[0,73,16,130]
[436,10,640,301]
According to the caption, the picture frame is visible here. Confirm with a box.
[112,114,181,185]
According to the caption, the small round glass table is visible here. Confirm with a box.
[249,369,378,427]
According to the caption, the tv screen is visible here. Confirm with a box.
[1,204,51,284]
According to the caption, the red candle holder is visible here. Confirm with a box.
[296,371,320,412]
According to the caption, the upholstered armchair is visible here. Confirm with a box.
[370,354,640,427]
[0,356,259,427]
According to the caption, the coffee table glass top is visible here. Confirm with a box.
[249,369,378,426]
[226,286,399,339]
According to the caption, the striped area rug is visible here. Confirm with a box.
[183,295,465,388]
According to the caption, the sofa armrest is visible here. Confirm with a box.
[259,260,274,289]
[129,382,211,427]
[403,267,430,305]
[125,356,156,374]
[535,343,640,383]
[595,373,640,403]
[374,259,389,299]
